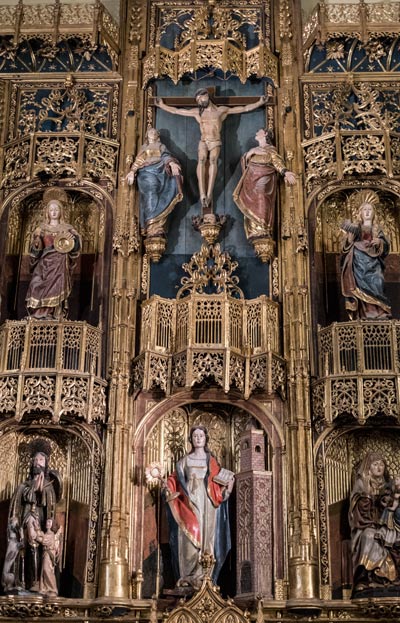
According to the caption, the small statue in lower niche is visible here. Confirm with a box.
[1,517,23,593]
[349,452,400,595]
[36,518,63,597]
[2,439,62,594]
[164,425,234,590]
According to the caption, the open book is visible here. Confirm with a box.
[213,468,235,486]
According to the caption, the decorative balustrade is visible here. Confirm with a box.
[132,292,284,400]
[131,244,285,401]
[0,319,106,423]
[302,128,400,197]
[312,320,400,426]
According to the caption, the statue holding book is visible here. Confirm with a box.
[164,426,234,590]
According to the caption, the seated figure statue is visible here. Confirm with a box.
[349,452,398,595]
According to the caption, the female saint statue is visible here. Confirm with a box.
[165,426,234,590]
[233,129,296,241]
[349,452,398,594]
[341,190,391,320]
[126,127,183,238]
[25,190,81,320]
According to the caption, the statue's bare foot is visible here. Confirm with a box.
[201,196,208,209]
[177,578,191,587]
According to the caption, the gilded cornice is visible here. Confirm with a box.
[0,1,119,56]
[143,40,278,85]
[141,1,278,86]
[303,0,400,48]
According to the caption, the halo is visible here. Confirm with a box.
[43,187,68,206]
[350,189,379,213]
[29,437,52,459]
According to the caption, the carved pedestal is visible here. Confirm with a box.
[236,428,273,598]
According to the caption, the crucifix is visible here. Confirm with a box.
[150,87,267,216]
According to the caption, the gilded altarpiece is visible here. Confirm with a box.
[302,3,400,605]
[129,0,288,605]
[0,0,117,609]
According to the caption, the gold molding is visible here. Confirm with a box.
[143,40,278,86]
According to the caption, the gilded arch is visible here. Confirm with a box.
[0,414,104,598]
[314,424,400,599]
[131,388,286,597]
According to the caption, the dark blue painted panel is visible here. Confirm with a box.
[150,76,271,299]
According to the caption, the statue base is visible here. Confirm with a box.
[352,584,400,598]
[251,237,275,263]
[144,236,166,263]
[192,214,226,245]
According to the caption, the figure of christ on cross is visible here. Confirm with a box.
[155,88,266,210]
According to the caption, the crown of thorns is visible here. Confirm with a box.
[195,88,209,99]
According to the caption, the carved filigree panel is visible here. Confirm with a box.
[1,80,119,188]
[142,0,276,85]
[9,83,119,141]
[149,1,268,51]
[306,35,400,75]
[302,81,400,196]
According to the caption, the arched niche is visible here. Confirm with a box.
[132,395,285,600]
[0,183,113,329]
[0,418,103,598]
[315,425,400,600]
[309,187,400,327]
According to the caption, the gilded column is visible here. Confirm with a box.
[97,0,144,598]
[276,0,320,607]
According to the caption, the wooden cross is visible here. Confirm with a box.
[148,86,273,107]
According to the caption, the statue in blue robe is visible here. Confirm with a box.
[341,191,391,320]
[127,128,183,238]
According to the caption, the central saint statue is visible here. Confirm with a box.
[156,89,266,209]
[164,426,234,590]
